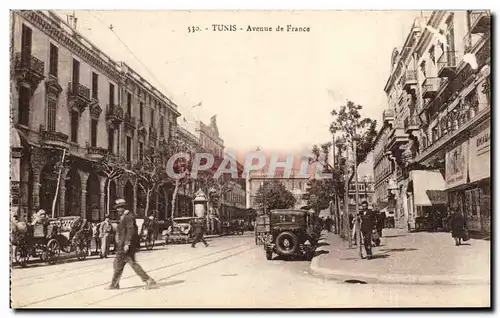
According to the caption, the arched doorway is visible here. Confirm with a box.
[158,186,167,220]
[65,168,81,217]
[39,162,58,217]
[124,181,134,214]
[86,174,100,221]
[104,180,117,219]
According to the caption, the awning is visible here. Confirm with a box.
[410,170,446,206]
[425,190,447,205]
[318,208,330,218]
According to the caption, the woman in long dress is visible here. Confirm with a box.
[451,210,466,246]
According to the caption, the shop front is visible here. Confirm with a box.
[467,119,491,233]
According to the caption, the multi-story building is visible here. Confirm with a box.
[196,115,224,158]
[347,176,375,206]
[380,11,491,232]
[10,10,183,222]
[373,118,396,216]
[247,168,309,211]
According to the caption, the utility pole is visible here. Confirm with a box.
[343,143,351,246]
[354,138,361,250]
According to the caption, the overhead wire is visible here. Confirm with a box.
[85,10,200,121]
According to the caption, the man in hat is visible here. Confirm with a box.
[99,215,113,258]
[106,199,156,290]
[359,200,376,259]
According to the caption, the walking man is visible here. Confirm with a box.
[106,199,156,290]
[99,215,113,258]
[191,217,209,248]
[359,201,375,259]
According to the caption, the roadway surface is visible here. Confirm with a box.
[11,234,490,308]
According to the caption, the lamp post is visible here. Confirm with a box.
[363,175,368,205]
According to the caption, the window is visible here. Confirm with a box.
[160,114,164,134]
[18,85,30,126]
[92,72,98,100]
[127,93,132,116]
[116,126,120,153]
[139,141,144,160]
[126,136,132,161]
[108,128,114,152]
[70,110,79,142]
[47,99,57,131]
[429,45,435,64]
[72,59,80,86]
[49,43,58,77]
[150,108,155,126]
[90,118,98,147]
[21,24,32,62]
[109,83,115,105]
[140,102,144,122]
[420,61,427,77]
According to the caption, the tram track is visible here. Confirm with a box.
[13,241,257,308]
[12,238,250,285]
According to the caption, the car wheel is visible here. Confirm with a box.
[266,250,273,260]
[275,231,299,257]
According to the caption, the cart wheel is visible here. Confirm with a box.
[45,239,60,265]
[15,246,29,267]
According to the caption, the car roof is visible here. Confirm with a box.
[270,209,307,216]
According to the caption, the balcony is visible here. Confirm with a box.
[68,82,91,114]
[386,125,409,154]
[124,113,136,129]
[415,103,490,165]
[137,121,147,137]
[402,70,418,93]
[106,104,123,128]
[383,109,395,123]
[86,144,108,161]
[469,11,491,34]
[404,115,420,133]
[437,51,462,78]
[13,52,45,91]
[422,77,441,99]
[39,126,69,150]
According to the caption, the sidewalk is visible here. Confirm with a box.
[310,228,490,285]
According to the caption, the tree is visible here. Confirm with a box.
[303,178,335,213]
[254,181,296,212]
[329,100,377,184]
[93,153,125,216]
[128,147,168,217]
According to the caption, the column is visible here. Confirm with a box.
[31,167,41,215]
[100,176,107,219]
[79,171,89,219]
[58,168,69,217]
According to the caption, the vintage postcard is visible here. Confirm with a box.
[9,10,491,308]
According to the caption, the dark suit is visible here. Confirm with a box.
[191,219,208,247]
[360,209,375,256]
[110,211,150,288]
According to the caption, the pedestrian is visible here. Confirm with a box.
[376,211,385,237]
[350,213,359,246]
[191,217,209,248]
[99,215,113,258]
[325,217,333,233]
[69,216,83,243]
[359,201,375,259]
[106,199,156,290]
[451,209,467,246]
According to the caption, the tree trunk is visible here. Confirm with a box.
[106,178,111,218]
[171,180,180,221]
[144,188,151,217]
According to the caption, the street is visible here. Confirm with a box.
[11,234,489,308]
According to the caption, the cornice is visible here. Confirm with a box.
[19,11,121,81]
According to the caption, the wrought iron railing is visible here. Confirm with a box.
[68,82,91,100]
[437,51,462,74]
[14,52,45,75]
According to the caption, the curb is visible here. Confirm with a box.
[309,243,490,286]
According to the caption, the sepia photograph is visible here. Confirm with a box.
[8,8,491,309]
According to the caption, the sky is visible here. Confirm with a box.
[55,10,419,159]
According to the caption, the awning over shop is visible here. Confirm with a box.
[410,170,446,206]
[425,190,447,205]
[319,208,330,218]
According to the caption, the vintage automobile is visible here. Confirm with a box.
[254,214,270,245]
[264,209,317,261]
[163,217,197,244]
